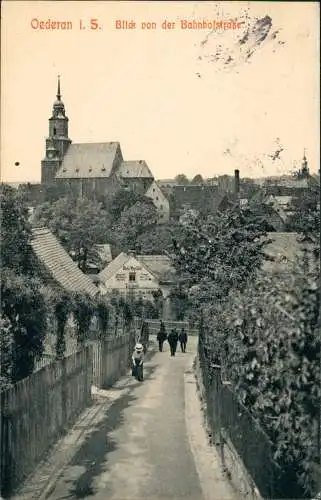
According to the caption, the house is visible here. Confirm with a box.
[145,180,170,223]
[116,160,154,193]
[30,227,99,297]
[40,77,169,218]
[98,252,175,300]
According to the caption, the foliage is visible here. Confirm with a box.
[95,298,110,339]
[169,285,190,321]
[174,174,189,185]
[1,269,47,382]
[190,174,204,184]
[0,184,34,274]
[0,314,14,391]
[107,188,150,222]
[32,196,112,271]
[200,250,320,497]
[53,291,73,359]
[170,206,268,300]
[286,185,320,247]
[152,289,164,318]
[72,292,95,345]
[112,199,158,252]
[135,222,179,255]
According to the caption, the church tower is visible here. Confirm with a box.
[300,149,309,178]
[41,76,72,184]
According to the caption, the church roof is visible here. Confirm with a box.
[118,160,153,179]
[30,227,99,297]
[56,142,121,179]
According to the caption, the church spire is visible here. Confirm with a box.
[57,75,61,101]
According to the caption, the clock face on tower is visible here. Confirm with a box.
[47,151,54,159]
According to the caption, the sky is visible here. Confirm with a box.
[1,1,320,183]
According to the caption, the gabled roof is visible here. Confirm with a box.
[98,252,175,284]
[30,228,98,296]
[56,142,122,179]
[136,255,175,281]
[98,252,130,282]
[117,160,153,179]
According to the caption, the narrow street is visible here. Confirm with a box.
[43,337,236,500]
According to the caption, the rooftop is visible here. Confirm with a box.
[56,142,122,179]
[31,227,99,296]
[117,160,154,179]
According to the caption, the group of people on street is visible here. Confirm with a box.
[131,321,188,382]
[157,321,188,357]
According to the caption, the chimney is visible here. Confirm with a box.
[234,169,240,196]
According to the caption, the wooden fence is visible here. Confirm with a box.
[91,334,134,388]
[0,332,136,498]
[0,348,92,497]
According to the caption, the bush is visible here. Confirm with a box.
[1,269,47,382]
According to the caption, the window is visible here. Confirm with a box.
[129,271,136,282]
[53,127,57,135]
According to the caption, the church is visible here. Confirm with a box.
[41,77,169,222]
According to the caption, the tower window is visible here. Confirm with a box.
[53,127,57,135]
[129,271,136,282]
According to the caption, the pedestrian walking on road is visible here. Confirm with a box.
[157,321,167,352]
[132,343,144,381]
[167,328,178,357]
[178,327,188,353]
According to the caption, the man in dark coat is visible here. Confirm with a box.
[167,328,179,357]
[178,327,188,353]
[157,321,167,352]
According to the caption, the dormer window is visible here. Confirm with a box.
[62,168,66,173]
[89,167,92,173]
[102,166,106,172]
[75,168,79,173]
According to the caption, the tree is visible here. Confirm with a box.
[106,188,150,222]
[170,207,269,301]
[175,174,189,185]
[191,174,204,185]
[0,184,34,274]
[0,185,48,383]
[169,284,189,321]
[286,185,320,246]
[1,269,48,382]
[33,196,112,271]
[136,221,179,254]
[112,199,158,252]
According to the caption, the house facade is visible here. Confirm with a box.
[98,252,175,300]
[145,180,170,223]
